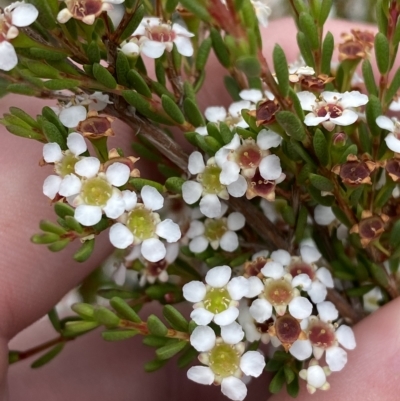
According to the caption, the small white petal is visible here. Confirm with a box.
[336,325,356,350]
[297,91,317,111]
[330,109,358,126]
[261,261,284,279]
[206,265,231,288]
[43,143,62,163]
[200,194,222,218]
[191,308,214,325]
[106,163,130,187]
[187,366,214,385]
[59,105,87,128]
[317,301,339,322]
[376,115,395,132]
[304,114,329,126]
[307,365,327,388]
[0,41,18,71]
[214,306,239,326]
[165,242,179,263]
[11,4,39,27]
[182,281,206,302]
[300,245,321,264]
[220,161,240,185]
[189,236,209,253]
[43,175,62,199]
[205,106,227,123]
[249,299,272,323]
[291,274,312,291]
[188,151,205,175]
[103,193,125,218]
[314,205,336,226]
[289,297,313,319]
[58,174,81,197]
[316,267,334,288]
[221,376,247,401]
[326,346,347,371]
[221,322,244,344]
[75,205,102,226]
[156,219,181,242]
[229,100,251,117]
[227,276,249,300]
[289,340,312,360]
[121,42,140,55]
[182,181,203,204]
[67,132,87,155]
[239,89,263,103]
[270,249,291,266]
[122,190,137,211]
[227,175,247,197]
[220,231,239,252]
[141,40,166,58]
[112,264,126,286]
[74,157,100,178]
[173,36,194,57]
[385,133,400,153]
[308,281,328,304]
[340,91,368,108]
[141,185,164,211]
[57,8,72,24]
[259,154,282,180]
[141,238,166,262]
[195,126,207,136]
[246,276,264,298]
[240,351,265,377]
[227,212,246,231]
[257,129,282,149]
[190,326,216,352]
[186,220,205,238]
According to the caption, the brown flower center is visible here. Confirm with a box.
[275,314,301,344]
[308,321,335,349]
[70,0,102,18]
[317,103,343,119]
[288,262,315,280]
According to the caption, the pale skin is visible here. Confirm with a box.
[1,17,400,401]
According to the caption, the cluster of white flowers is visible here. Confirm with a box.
[182,245,356,399]
[121,17,194,59]
[0,1,38,71]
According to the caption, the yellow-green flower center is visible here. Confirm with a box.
[204,219,228,242]
[127,208,156,241]
[57,154,79,177]
[200,165,225,194]
[81,177,112,206]
[203,287,231,314]
[209,343,240,378]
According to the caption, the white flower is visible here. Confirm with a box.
[299,359,331,394]
[251,0,271,27]
[288,65,315,83]
[76,92,113,112]
[109,186,181,262]
[58,105,88,129]
[57,0,124,25]
[363,286,383,312]
[182,152,247,218]
[182,265,249,326]
[123,17,194,58]
[204,101,252,129]
[376,115,400,153]
[0,1,38,71]
[187,335,265,401]
[297,90,368,131]
[248,260,313,321]
[238,301,270,344]
[187,212,245,253]
[314,205,336,226]
[42,133,88,200]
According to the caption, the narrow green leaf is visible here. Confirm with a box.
[331,204,351,227]
[283,366,295,384]
[375,32,390,74]
[390,220,400,248]
[63,321,99,337]
[210,28,231,68]
[161,95,185,124]
[42,106,68,137]
[295,206,308,243]
[86,41,101,64]
[346,284,375,297]
[94,307,120,327]
[183,98,205,127]
[265,358,284,372]
[165,177,185,194]
[309,173,334,192]
[313,128,329,166]
[129,178,164,193]
[155,59,166,85]
[43,79,80,90]
[299,12,319,50]
[196,37,212,71]
[64,216,83,233]
[147,315,168,337]
[236,55,261,78]
[39,220,66,235]
[286,375,300,397]
[31,344,64,368]
[119,5,145,42]
[127,69,152,97]
[288,88,305,120]
[144,359,168,372]
[54,202,74,218]
[71,303,95,320]
[110,297,141,323]
[318,0,333,26]
[7,84,37,96]
[48,308,61,332]
[102,329,138,341]
[321,31,334,75]
[309,186,334,206]
[143,335,170,347]
[93,63,117,89]
[296,32,315,68]
[385,67,400,106]
[178,0,210,20]
[27,61,60,79]
[9,107,38,128]
[369,263,389,288]
[340,144,358,163]
[31,233,59,244]
[362,60,378,96]
[162,305,189,332]
[27,0,57,29]
[177,346,197,368]
[156,340,187,360]
[224,75,241,101]
[165,0,179,13]
[73,239,95,262]
[42,121,67,149]
[273,45,289,97]
[276,111,306,141]
[358,122,372,154]
[116,51,130,86]
[48,239,70,252]
[269,368,286,394]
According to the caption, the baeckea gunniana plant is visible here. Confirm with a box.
[4,0,400,399]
